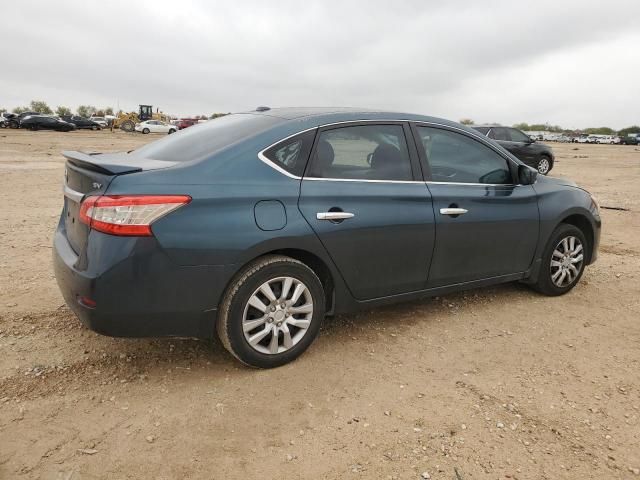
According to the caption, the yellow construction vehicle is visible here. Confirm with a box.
[112,105,172,132]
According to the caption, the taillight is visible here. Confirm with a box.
[79,195,191,236]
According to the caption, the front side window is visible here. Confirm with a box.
[417,126,512,185]
[307,124,412,181]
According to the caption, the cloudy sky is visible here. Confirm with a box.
[2,0,639,129]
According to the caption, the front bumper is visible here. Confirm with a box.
[53,218,228,339]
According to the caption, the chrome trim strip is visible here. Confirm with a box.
[304,177,423,184]
[426,181,516,187]
[63,184,84,203]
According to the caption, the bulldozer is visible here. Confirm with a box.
[112,105,172,132]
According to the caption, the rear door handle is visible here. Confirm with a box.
[439,208,468,216]
[316,212,355,221]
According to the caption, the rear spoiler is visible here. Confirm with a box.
[62,151,178,175]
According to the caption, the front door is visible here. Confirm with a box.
[298,122,435,300]
[413,124,539,288]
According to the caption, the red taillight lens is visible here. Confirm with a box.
[79,195,191,236]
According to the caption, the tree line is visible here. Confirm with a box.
[0,100,228,121]
[460,119,639,137]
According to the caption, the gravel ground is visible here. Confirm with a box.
[0,129,639,479]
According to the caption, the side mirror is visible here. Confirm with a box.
[518,164,538,185]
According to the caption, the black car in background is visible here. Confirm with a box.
[61,115,102,130]
[473,125,555,175]
[20,115,76,132]
[619,135,639,145]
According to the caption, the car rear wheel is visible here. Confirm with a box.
[217,255,325,368]
[532,223,587,296]
[537,156,551,175]
[142,128,150,134]
[168,128,176,134]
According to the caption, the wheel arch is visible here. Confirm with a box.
[558,213,594,263]
[222,248,337,315]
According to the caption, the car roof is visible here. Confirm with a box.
[236,106,470,131]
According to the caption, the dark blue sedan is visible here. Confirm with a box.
[53,108,601,368]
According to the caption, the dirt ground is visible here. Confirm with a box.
[0,129,639,480]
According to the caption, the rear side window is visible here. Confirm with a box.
[261,129,316,177]
[306,124,413,181]
[132,114,282,162]
[417,126,512,184]
[491,127,510,141]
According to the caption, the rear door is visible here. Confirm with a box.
[298,122,435,300]
[413,124,539,287]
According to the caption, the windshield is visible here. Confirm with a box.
[132,114,282,162]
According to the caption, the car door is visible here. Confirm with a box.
[413,124,539,288]
[298,122,435,300]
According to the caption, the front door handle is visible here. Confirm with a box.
[317,212,355,221]
[439,208,468,216]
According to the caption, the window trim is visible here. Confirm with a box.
[303,121,421,183]
[257,119,522,185]
[410,122,519,186]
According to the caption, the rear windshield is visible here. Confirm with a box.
[132,114,281,162]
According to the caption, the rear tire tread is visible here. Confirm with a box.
[217,255,323,368]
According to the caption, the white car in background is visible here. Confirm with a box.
[595,135,615,144]
[89,116,108,128]
[134,120,177,134]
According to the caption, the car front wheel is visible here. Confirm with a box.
[537,156,551,175]
[532,223,587,296]
[168,128,176,134]
[217,255,325,368]
[142,128,150,134]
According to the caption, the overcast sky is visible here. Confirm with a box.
[2,0,639,129]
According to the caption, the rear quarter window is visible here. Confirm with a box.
[261,130,316,177]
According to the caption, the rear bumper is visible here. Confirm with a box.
[53,218,228,339]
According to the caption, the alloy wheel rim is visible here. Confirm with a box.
[538,158,550,174]
[242,276,313,355]
[550,236,584,287]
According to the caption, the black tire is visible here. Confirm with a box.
[92,125,98,131]
[532,223,588,296]
[217,255,325,368]
[168,128,176,134]
[142,128,150,134]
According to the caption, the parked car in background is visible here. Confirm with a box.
[62,116,102,130]
[619,135,639,145]
[177,118,198,130]
[556,135,571,143]
[53,107,600,368]
[20,115,76,131]
[7,111,41,128]
[472,125,555,174]
[595,135,615,144]
[89,116,108,128]
[0,113,12,128]
[134,120,177,134]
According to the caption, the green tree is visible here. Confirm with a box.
[584,127,615,135]
[12,106,28,114]
[0,107,6,114]
[210,112,228,119]
[618,125,640,137]
[459,118,474,125]
[55,106,72,117]
[95,109,105,117]
[29,100,53,114]
[104,107,114,116]
[76,105,97,118]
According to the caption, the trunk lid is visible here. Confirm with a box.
[61,151,177,254]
